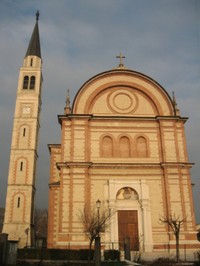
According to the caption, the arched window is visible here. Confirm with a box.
[116,187,138,200]
[119,136,130,157]
[136,136,148,157]
[102,136,113,157]
[30,76,35,89]
[23,76,29,89]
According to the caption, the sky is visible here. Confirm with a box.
[0,0,200,222]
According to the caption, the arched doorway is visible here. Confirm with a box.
[106,180,153,253]
[116,187,139,251]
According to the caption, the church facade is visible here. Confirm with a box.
[47,61,199,259]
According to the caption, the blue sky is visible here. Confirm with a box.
[0,0,200,222]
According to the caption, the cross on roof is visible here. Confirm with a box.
[36,10,39,21]
[116,52,125,68]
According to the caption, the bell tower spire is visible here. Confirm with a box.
[25,11,41,58]
[3,12,43,248]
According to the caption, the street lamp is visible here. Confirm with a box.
[95,199,101,266]
[96,199,101,236]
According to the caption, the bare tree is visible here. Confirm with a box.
[79,203,114,251]
[34,209,48,247]
[159,214,186,262]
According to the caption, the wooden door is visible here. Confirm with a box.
[118,210,139,251]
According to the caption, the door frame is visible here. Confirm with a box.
[105,180,153,252]
[118,210,139,251]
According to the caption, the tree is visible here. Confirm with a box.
[159,214,186,262]
[79,203,114,251]
[34,209,48,247]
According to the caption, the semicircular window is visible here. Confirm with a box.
[116,187,138,200]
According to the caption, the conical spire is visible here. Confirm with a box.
[25,11,41,58]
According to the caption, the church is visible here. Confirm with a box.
[47,61,199,260]
[3,13,200,261]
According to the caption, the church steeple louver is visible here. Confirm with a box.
[25,11,41,58]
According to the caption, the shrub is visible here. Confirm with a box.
[104,249,120,261]
[79,249,94,260]
[17,248,86,260]
[149,257,175,266]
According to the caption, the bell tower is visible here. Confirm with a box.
[3,11,43,248]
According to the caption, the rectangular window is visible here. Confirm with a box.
[20,161,23,171]
[23,128,26,137]
[17,197,20,208]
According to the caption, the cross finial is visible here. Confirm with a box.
[116,52,125,68]
[36,10,39,22]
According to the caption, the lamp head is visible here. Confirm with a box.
[96,199,101,209]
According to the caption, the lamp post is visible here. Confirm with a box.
[95,199,101,266]
[96,199,101,236]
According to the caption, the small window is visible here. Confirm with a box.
[30,76,35,89]
[17,197,20,208]
[23,128,26,137]
[23,76,29,89]
[30,58,33,67]
[20,161,23,171]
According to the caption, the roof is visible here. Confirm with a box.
[25,11,41,58]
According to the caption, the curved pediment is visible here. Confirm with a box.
[72,69,174,117]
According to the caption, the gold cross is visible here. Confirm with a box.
[116,52,125,68]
